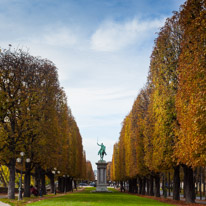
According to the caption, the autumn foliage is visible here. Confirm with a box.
[86,161,95,182]
[111,0,205,203]
[0,48,87,199]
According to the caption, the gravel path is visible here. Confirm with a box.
[0,201,9,206]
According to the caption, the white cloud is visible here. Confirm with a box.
[65,87,137,119]
[91,17,165,52]
[43,27,78,47]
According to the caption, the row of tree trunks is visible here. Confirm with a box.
[194,167,205,201]
[119,168,180,201]
[128,175,156,196]
[8,163,47,199]
[8,161,78,199]
[128,178,137,193]
[58,177,73,193]
[24,165,47,197]
[125,170,181,200]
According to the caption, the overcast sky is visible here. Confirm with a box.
[0,0,185,170]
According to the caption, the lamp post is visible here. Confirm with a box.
[16,152,30,200]
[52,168,60,195]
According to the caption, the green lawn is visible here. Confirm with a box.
[27,188,174,206]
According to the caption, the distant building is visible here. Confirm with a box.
[94,170,97,181]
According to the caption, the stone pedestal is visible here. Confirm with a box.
[96,160,108,192]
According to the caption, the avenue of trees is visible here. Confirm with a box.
[111,0,206,203]
[86,161,95,182]
[0,47,88,199]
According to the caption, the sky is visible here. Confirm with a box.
[0,0,185,170]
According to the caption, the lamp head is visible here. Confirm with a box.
[20,152,25,157]
[16,157,21,163]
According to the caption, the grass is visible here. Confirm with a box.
[25,187,174,206]
[0,194,57,206]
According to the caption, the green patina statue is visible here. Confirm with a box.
[97,142,107,160]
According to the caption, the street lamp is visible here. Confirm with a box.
[16,152,30,200]
[52,168,60,195]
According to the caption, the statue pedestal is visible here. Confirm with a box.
[96,160,108,192]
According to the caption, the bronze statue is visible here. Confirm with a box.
[97,142,107,160]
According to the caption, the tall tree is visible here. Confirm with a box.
[86,161,95,182]
[175,0,206,168]
[0,49,43,199]
[147,12,182,200]
[175,0,206,203]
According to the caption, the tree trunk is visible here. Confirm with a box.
[134,178,137,193]
[68,177,73,192]
[24,171,31,197]
[8,159,16,199]
[146,178,150,195]
[155,174,160,197]
[63,177,66,193]
[162,173,166,197]
[50,175,55,193]
[65,177,69,192]
[183,165,195,203]
[184,170,186,198]
[40,169,46,195]
[149,175,154,196]
[168,172,171,197]
[35,166,41,192]
[194,168,198,197]
[120,181,123,192]
[199,167,202,200]
[71,178,73,192]
[74,180,77,191]
[58,177,64,193]
[24,162,31,197]
[173,165,180,200]
[139,177,142,194]
[203,168,205,200]
[129,179,132,193]
[142,177,146,195]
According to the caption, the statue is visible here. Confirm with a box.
[97,142,107,160]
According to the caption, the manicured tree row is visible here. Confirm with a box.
[111,0,206,203]
[174,1,206,202]
[0,48,86,199]
[145,9,182,201]
[106,162,112,182]
[86,161,95,182]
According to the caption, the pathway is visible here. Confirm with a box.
[166,192,206,205]
[0,202,9,206]
[0,194,9,206]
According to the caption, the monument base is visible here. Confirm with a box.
[94,160,111,193]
